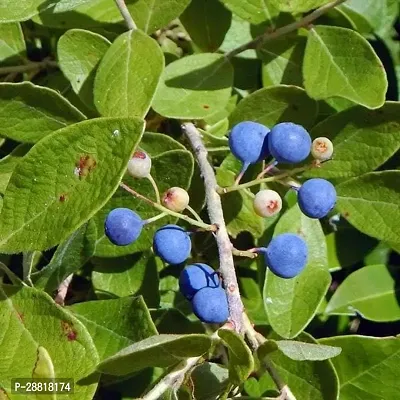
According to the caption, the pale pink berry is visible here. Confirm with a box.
[127,150,151,178]
[162,187,189,212]
[253,189,282,217]
[311,137,333,161]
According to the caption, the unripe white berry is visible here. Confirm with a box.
[253,189,282,217]
[127,150,152,178]
[162,187,189,212]
[311,137,333,161]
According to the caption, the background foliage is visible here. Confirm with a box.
[0,0,399,399]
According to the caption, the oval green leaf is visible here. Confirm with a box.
[97,334,212,376]
[0,117,144,253]
[152,53,234,119]
[0,285,99,399]
[58,29,110,109]
[263,205,330,339]
[0,82,86,143]
[276,340,341,361]
[325,264,400,322]
[0,0,45,22]
[303,26,387,109]
[305,103,400,179]
[94,29,164,118]
[0,22,26,64]
[336,171,400,243]
[220,0,279,24]
[229,85,318,130]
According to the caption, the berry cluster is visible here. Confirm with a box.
[229,121,336,278]
[103,123,336,324]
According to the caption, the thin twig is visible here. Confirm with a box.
[225,0,347,58]
[147,174,161,204]
[0,59,58,75]
[120,182,216,231]
[55,274,73,306]
[114,0,137,30]
[182,122,245,332]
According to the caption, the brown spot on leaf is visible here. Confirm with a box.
[61,321,78,341]
[76,155,97,180]
[202,104,210,109]
[343,212,350,218]
[59,194,67,202]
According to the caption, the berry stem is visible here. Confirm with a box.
[185,205,203,222]
[120,182,216,231]
[143,212,168,225]
[182,122,246,332]
[114,0,137,30]
[218,166,308,194]
[146,173,161,204]
[232,247,258,259]
[225,0,347,59]
[257,159,278,179]
[234,163,249,186]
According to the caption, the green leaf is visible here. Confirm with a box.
[152,53,234,119]
[260,33,306,88]
[190,362,230,400]
[97,334,212,376]
[32,221,96,293]
[93,144,193,257]
[0,23,26,64]
[0,143,31,194]
[305,103,400,179]
[58,29,110,109]
[320,335,400,400]
[263,205,330,338]
[0,285,98,398]
[220,0,279,24]
[0,82,86,143]
[0,117,144,253]
[303,26,387,109]
[46,0,93,12]
[336,171,400,243]
[0,0,45,22]
[218,329,254,385]
[94,30,164,118]
[259,332,339,400]
[92,252,160,307]
[240,275,269,325]
[270,0,330,13]
[275,340,341,361]
[326,227,377,271]
[180,0,231,52]
[340,0,398,37]
[325,264,400,322]
[229,85,318,130]
[68,296,157,361]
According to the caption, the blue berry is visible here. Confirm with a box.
[153,224,191,265]
[104,208,143,246]
[261,233,308,279]
[191,286,229,324]
[179,263,221,300]
[229,121,270,166]
[268,122,311,163]
[298,178,336,219]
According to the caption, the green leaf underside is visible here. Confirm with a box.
[68,296,158,361]
[58,29,111,109]
[97,334,212,376]
[306,103,400,179]
[94,29,164,118]
[0,117,144,253]
[264,205,330,339]
[0,285,99,399]
[336,171,400,244]
[320,335,400,400]
[0,82,86,143]
[325,264,400,322]
[270,0,330,13]
[229,85,318,130]
[303,26,387,109]
[276,340,342,361]
[218,329,254,385]
[93,132,193,257]
[152,53,234,119]
[261,332,339,400]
